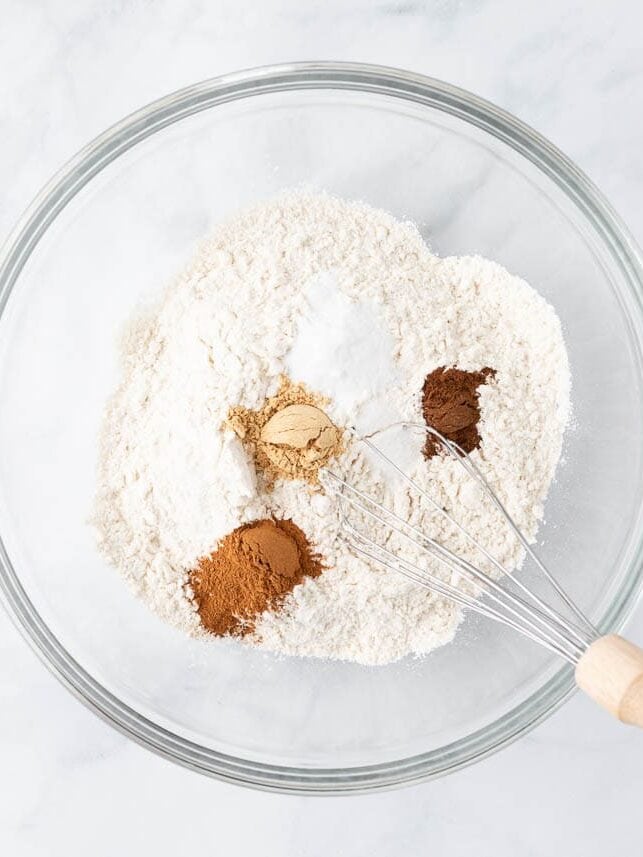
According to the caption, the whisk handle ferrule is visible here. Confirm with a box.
[575,635,643,727]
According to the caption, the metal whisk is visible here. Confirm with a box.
[324,423,643,727]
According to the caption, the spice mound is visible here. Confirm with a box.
[228,377,342,485]
[189,518,323,637]
[422,366,496,458]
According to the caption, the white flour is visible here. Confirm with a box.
[93,192,570,664]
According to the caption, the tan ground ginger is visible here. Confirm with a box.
[226,377,343,486]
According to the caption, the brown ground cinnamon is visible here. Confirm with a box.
[422,366,496,458]
[188,518,323,636]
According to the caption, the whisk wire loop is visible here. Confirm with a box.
[326,423,598,665]
[345,522,582,664]
[361,432,594,648]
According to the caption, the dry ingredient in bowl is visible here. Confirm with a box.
[93,191,571,664]
[422,366,496,458]
[228,377,343,486]
[189,518,323,636]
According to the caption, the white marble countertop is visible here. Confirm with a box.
[2,1,643,854]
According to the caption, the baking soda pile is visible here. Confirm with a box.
[93,192,570,665]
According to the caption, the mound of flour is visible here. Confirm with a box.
[93,192,570,665]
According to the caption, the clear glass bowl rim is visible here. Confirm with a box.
[1,61,642,794]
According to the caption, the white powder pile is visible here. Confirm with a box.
[93,192,570,665]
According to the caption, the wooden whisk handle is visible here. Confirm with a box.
[575,635,643,726]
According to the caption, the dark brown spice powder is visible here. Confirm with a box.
[422,366,496,458]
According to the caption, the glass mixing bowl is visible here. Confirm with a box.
[1,63,642,793]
